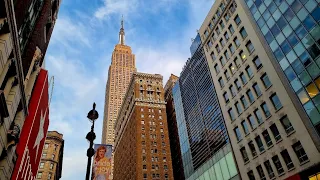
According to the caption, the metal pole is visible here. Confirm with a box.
[86,123,95,180]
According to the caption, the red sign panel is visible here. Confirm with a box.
[11,69,50,180]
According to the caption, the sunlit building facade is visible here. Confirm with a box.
[199,0,320,179]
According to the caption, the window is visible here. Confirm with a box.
[241,120,250,135]
[240,50,247,61]
[270,93,282,110]
[37,172,42,179]
[261,102,271,118]
[248,141,257,157]
[229,44,235,54]
[235,79,242,90]
[280,150,295,170]
[240,147,249,163]
[292,141,309,163]
[234,15,241,25]
[246,41,255,53]
[247,170,255,180]
[54,144,58,151]
[224,13,230,22]
[238,25,247,38]
[220,56,226,66]
[280,116,294,134]
[50,163,54,170]
[253,56,262,69]
[141,114,144,118]
[218,77,224,88]
[42,153,47,158]
[229,64,236,74]
[255,135,265,152]
[223,92,230,103]
[264,160,275,179]
[224,32,229,40]
[270,124,282,142]
[214,64,220,73]
[246,89,255,103]
[256,165,266,180]
[254,109,263,124]
[143,174,147,178]
[220,38,226,47]
[245,66,253,78]
[229,25,235,35]
[235,101,243,114]
[224,70,230,80]
[240,72,247,84]
[51,154,55,160]
[234,57,241,67]
[241,96,249,109]
[229,85,237,97]
[211,52,216,61]
[141,120,145,125]
[262,130,273,147]
[272,155,284,175]
[234,37,241,47]
[247,115,256,129]
[261,73,272,88]
[143,165,147,169]
[219,21,225,29]
[163,157,167,162]
[204,30,209,37]
[224,50,230,60]
[228,108,236,121]
[48,173,52,180]
[234,126,242,141]
[44,143,49,149]
[207,40,213,48]
[39,162,44,169]
[215,27,221,35]
[253,83,262,97]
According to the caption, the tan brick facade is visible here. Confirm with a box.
[114,73,174,180]
[36,131,64,180]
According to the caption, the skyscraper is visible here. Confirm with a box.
[199,0,320,179]
[113,72,174,180]
[101,18,137,145]
[172,33,239,180]
[36,131,64,180]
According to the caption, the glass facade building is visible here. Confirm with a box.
[172,34,239,180]
[244,0,320,136]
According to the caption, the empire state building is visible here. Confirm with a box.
[101,19,136,146]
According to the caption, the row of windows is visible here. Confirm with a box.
[247,141,308,180]
[141,108,162,113]
[204,0,237,39]
[39,161,54,170]
[42,152,55,160]
[236,116,295,161]
[143,173,169,180]
[36,172,52,179]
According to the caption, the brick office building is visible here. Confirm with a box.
[114,72,174,180]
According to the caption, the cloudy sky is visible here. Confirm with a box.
[46,0,213,179]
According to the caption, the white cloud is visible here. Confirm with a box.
[51,17,92,52]
[94,0,139,19]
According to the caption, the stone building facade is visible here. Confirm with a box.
[0,0,61,179]
[114,72,174,180]
[199,0,320,179]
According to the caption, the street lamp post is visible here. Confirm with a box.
[85,103,99,180]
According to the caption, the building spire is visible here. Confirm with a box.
[119,15,125,45]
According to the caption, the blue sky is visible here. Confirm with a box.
[46,0,213,179]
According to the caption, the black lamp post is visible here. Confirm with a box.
[85,103,99,180]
